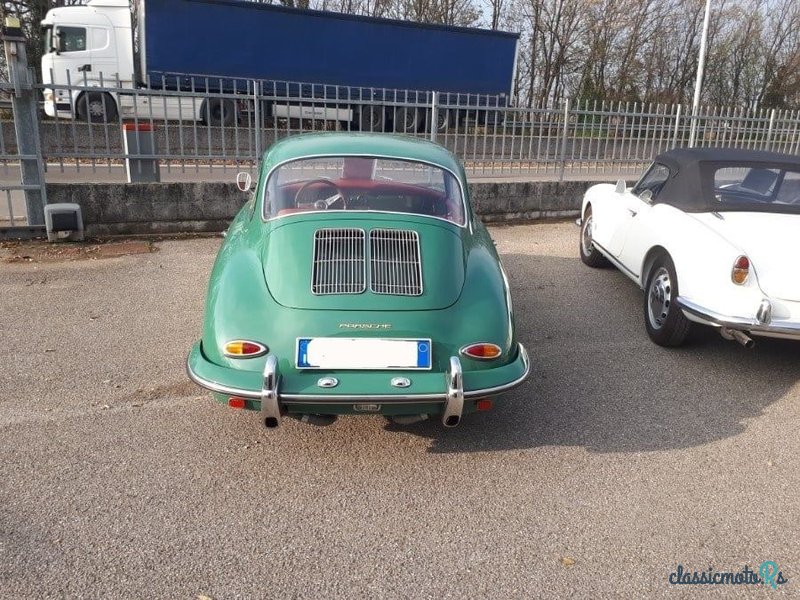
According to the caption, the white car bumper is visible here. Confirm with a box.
[678,297,800,341]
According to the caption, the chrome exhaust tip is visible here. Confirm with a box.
[721,327,755,349]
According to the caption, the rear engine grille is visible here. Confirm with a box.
[311,228,366,295]
[369,229,423,296]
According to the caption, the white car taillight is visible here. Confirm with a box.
[731,255,750,285]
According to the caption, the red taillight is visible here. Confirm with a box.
[460,343,503,360]
[476,399,493,411]
[223,340,268,358]
[228,397,246,409]
[732,256,750,285]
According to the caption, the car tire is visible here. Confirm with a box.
[579,207,610,267]
[77,92,117,123]
[643,254,692,347]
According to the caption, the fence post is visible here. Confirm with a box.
[430,91,439,143]
[765,108,776,151]
[558,97,570,182]
[2,17,46,225]
[253,80,262,163]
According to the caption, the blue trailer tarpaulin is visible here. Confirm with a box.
[141,0,519,97]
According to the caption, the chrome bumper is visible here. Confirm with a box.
[187,344,531,429]
[677,297,800,340]
[261,355,281,429]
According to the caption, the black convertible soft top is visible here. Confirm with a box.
[647,147,800,212]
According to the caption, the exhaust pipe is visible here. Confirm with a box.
[291,414,338,427]
[390,414,429,425]
[721,327,755,349]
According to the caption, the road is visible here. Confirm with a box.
[1,222,798,598]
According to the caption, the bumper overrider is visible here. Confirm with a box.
[186,342,530,428]
[678,297,800,341]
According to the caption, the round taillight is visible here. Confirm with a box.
[732,255,750,285]
[223,340,268,358]
[460,343,503,360]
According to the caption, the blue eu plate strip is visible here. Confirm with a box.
[297,338,312,368]
[417,341,430,368]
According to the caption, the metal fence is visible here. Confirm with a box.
[4,67,800,230]
[27,76,800,180]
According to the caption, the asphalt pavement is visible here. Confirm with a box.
[1,222,798,598]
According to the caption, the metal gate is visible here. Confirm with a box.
[1,17,46,240]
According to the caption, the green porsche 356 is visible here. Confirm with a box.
[187,133,530,428]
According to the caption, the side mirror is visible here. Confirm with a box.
[640,189,653,203]
[236,171,252,193]
[615,179,626,194]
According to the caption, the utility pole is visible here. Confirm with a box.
[688,0,712,147]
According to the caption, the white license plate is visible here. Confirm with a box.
[296,337,432,370]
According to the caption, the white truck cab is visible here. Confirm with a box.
[41,0,202,122]
[41,0,133,120]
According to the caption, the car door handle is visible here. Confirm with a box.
[77,64,91,72]
[627,208,638,217]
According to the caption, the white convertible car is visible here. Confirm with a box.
[578,147,800,348]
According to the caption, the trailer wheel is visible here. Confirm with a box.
[77,92,117,123]
[359,105,384,132]
[203,98,236,126]
[435,109,453,133]
[396,107,421,133]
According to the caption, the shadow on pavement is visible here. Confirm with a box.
[387,254,800,454]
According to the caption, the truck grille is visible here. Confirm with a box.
[369,229,423,296]
[311,228,366,295]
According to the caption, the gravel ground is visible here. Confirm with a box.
[1,222,798,598]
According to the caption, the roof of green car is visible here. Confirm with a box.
[262,133,465,176]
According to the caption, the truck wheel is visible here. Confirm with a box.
[396,107,421,133]
[359,105,384,132]
[436,109,453,133]
[77,92,117,123]
[203,98,236,126]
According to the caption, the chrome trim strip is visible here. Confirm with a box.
[260,153,469,229]
[592,240,640,284]
[677,297,800,339]
[187,344,531,403]
[462,343,530,398]
[260,354,281,428]
[442,356,464,427]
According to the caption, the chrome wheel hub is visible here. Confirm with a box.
[581,216,594,255]
[647,267,672,330]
